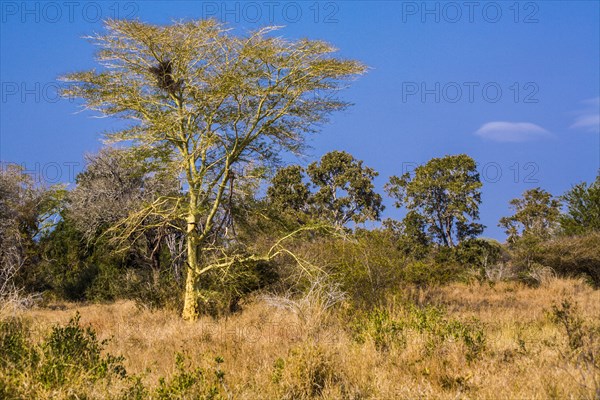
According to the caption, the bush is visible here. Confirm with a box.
[0,312,127,398]
[350,308,406,352]
[453,238,503,277]
[534,233,600,287]
[39,312,126,386]
[402,258,463,287]
[155,353,225,399]
[0,313,232,399]
[196,258,279,317]
[350,303,486,362]
[274,231,473,309]
[0,318,31,369]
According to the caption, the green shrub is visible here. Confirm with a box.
[350,308,406,352]
[39,312,126,386]
[196,258,279,317]
[454,238,503,275]
[294,232,405,308]
[155,353,226,400]
[0,312,127,398]
[407,304,486,362]
[402,259,462,287]
[0,318,31,369]
[349,303,486,362]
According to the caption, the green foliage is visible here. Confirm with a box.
[267,151,384,228]
[383,213,431,259]
[307,151,384,226]
[0,313,127,397]
[155,353,223,400]
[385,154,483,247]
[288,230,470,309]
[40,214,187,307]
[499,188,561,243]
[0,164,65,298]
[350,308,406,352]
[402,259,462,287]
[350,304,486,362]
[272,357,286,384]
[267,165,311,215]
[39,312,127,386]
[0,318,31,369]
[560,173,600,235]
[549,299,585,351]
[152,354,229,399]
[197,258,279,317]
[453,238,503,278]
[39,218,96,299]
[310,231,404,308]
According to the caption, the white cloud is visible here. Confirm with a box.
[570,97,600,133]
[474,121,552,143]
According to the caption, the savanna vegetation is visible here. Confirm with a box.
[1,19,599,399]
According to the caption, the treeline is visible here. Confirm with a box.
[1,149,598,315]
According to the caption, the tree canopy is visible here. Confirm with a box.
[385,154,483,247]
[61,19,366,320]
[267,151,383,227]
[499,187,561,243]
[559,173,600,236]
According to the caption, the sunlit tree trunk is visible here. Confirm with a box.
[182,212,199,321]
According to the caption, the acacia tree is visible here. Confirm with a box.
[61,19,365,320]
[385,154,484,247]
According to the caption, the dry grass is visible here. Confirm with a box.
[3,277,599,399]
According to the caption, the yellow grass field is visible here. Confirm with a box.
[2,278,600,399]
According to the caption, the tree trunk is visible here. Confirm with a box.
[151,238,161,288]
[182,214,200,321]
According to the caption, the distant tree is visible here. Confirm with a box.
[267,165,311,214]
[267,151,384,228]
[67,147,182,283]
[62,19,365,320]
[385,154,484,247]
[307,151,384,227]
[499,188,561,243]
[383,212,430,259]
[0,165,63,300]
[454,238,503,279]
[69,148,178,240]
[559,173,600,235]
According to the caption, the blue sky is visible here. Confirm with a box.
[1,1,599,240]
